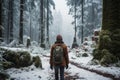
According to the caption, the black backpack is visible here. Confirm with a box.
[53,45,64,64]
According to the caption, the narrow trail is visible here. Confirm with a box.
[43,55,120,80]
[64,72,85,80]
[70,61,120,80]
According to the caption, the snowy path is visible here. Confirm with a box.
[43,56,112,80]
[43,55,113,80]
[70,61,120,80]
[64,64,112,80]
[6,55,112,80]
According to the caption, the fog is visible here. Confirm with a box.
[53,0,74,46]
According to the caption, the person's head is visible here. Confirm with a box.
[55,34,63,43]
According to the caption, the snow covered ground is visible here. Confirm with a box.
[1,46,120,80]
[6,57,112,80]
[69,50,120,78]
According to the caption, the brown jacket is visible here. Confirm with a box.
[50,43,69,67]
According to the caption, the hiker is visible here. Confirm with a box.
[50,34,69,80]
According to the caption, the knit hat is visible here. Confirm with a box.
[56,34,62,41]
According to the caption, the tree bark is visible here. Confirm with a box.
[102,0,119,30]
[40,0,45,48]
[81,0,84,43]
[8,0,14,42]
[46,0,49,45]
[0,0,2,41]
[99,0,120,58]
[19,0,24,44]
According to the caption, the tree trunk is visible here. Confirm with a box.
[72,0,79,48]
[0,0,2,41]
[74,0,77,39]
[19,0,24,44]
[5,0,14,43]
[46,0,49,46]
[102,0,119,30]
[40,0,45,48]
[81,0,84,43]
[99,0,120,59]
[8,0,14,42]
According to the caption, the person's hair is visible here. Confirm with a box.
[55,40,64,44]
[55,35,64,44]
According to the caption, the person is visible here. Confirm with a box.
[50,34,69,80]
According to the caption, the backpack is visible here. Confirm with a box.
[53,45,64,64]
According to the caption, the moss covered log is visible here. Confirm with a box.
[0,48,42,69]
[2,50,32,69]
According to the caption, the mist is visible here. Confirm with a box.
[51,0,74,46]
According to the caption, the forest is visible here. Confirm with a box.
[0,0,120,80]
[0,0,103,47]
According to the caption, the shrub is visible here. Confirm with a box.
[110,29,120,59]
[32,56,42,68]
[92,49,103,60]
[99,30,112,49]
[102,35,111,44]
[100,30,111,36]
[100,49,118,66]
[82,53,88,57]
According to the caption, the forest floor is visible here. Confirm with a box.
[43,55,120,80]
[1,46,120,80]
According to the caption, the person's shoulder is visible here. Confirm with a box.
[62,43,67,48]
[62,43,67,46]
[51,44,55,48]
